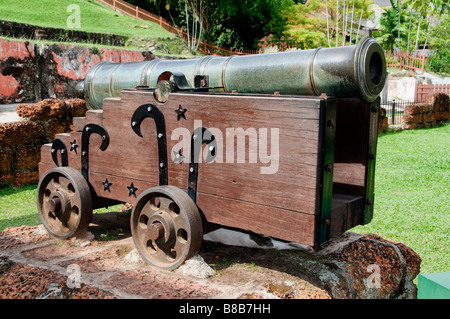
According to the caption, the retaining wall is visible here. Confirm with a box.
[402,93,449,129]
[0,99,86,186]
[0,37,154,103]
[0,37,155,186]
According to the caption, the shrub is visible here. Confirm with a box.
[426,46,450,74]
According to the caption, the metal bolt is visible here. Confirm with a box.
[60,149,65,154]
[85,127,90,132]
[132,121,137,127]
[209,145,215,151]
[158,133,164,139]
[323,219,330,226]
[82,151,86,156]
[193,135,197,140]
[368,153,376,160]
[102,135,107,140]
[147,106,152,112]
[159,162,164,168]
[327,119,335,128]
[51,148,56,153]
[366,198,373,206]
[189,167,194,173]
[325,164,332,173]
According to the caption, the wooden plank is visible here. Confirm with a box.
[91,91,323,214]
[89,171,157,203]
[72,117,86,132]
[38,161,56,179]
[85,109,103,125]
[196,192,316,246]
[333,163,365,187]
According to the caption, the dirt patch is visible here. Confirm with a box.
[0,210,420,299]
[0,258,114,299]
[105,269,219,299]
[0,212,331,299]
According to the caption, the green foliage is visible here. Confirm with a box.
[207,0,295,49]
[376,4,408,51]
[143,0,295,50]
[429,14,450,48]
[284,0,374,49]
[426,46,450,74]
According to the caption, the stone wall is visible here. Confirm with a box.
[402,93,449,129]
[0,20,126,46]
[0,99,86,186]
[0,38,154,104]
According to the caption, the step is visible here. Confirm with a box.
[72,110,104,132]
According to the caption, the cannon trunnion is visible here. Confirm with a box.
[37,88,379,269]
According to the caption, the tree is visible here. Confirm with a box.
[284,0,373,48]
[376,0,408,51]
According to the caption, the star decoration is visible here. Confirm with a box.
[70,140,79,153]
[175,105,187,121]
[102,178,112,193]
[173,149,185,164]
[127,182,138,197]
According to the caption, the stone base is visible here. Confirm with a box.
[300,232,421,298]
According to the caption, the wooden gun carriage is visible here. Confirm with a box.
[37,36,386,270]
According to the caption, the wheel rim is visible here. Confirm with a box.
[131,186,202,270]
[37,167,92,238]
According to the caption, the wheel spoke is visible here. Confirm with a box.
[159,196,173,212]
[173,234,188,255]
[66,206,79,230]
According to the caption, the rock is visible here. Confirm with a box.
[292,232,422,299]
[70,231,94,247]
[35,282,64,299]
[176,255,216,279]
[31,224,49,237]
[123,248,143,264]
[0,257,14,274]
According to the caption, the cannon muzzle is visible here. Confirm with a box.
[80,36,386,109]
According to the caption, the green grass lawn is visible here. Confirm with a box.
[0,0,174,39]
[351,124,450,274]
[1,124,449,275]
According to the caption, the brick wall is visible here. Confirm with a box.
[402,93,450,129]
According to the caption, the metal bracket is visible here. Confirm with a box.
[81,123,110,181]
[157,71,220,92]
[188,127,217,202]
[318,98,337,246]
[157,71,193,91]
[51,139,68,167]
[131,104,168,186]
[363,97,380,224]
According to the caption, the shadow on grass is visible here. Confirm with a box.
[0,213,41,233]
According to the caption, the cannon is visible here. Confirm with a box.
[37,36,386,270]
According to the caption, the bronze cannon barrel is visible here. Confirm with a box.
[77,36,386,109]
